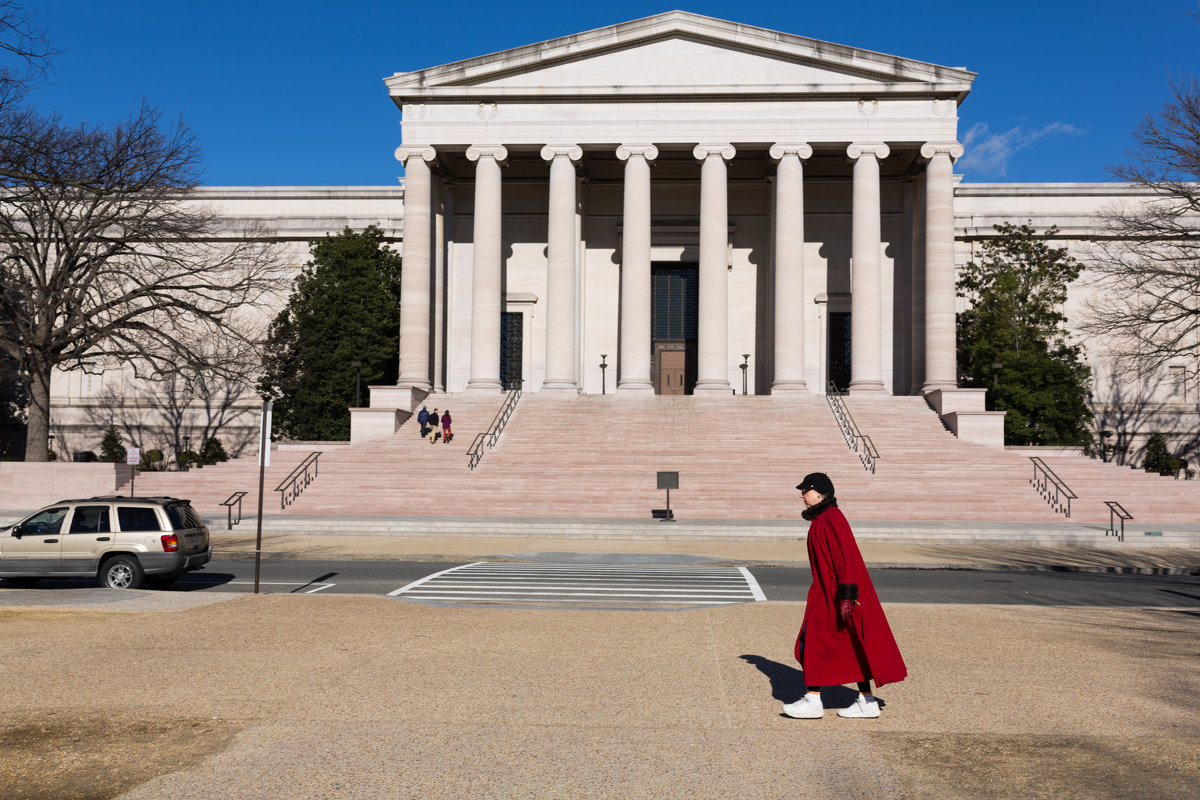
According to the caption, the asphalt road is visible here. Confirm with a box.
[4,558,1198,608]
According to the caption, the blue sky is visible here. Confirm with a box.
[22,0,1200,186]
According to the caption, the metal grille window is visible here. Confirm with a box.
[652,266,698,340]
[829,312,852,392]
[500,311,523,390]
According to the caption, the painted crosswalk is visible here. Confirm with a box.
[388,562,766,607]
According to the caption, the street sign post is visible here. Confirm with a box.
[126,448,141,497]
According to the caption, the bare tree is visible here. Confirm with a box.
[0,101,286,461]
[1082,69,1200,392]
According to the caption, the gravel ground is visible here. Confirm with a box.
[0,595,1196,799]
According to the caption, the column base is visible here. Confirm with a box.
[692,380,733,396]
[617,380,655,395]
[770,380,809,393]
[922,381,959,395]
[540,381,580,394]
[848,381,887,394]
[464,379,503,394]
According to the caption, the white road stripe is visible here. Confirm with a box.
[386,563,483,596]
[305,583,336,593]
[739,566,767,602]
[390,562,764,606]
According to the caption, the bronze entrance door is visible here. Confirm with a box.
[658,348,686,395]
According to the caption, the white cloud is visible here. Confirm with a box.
[958,122,1086,178]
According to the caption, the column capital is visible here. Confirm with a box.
[540,144,583,163]
[466,144,508,162]
[394,145,436,164]
[694,144,736,162]
[616,144,658,162]
[847,142,890,160]
[769,143,813,161]
[920,141,964,161]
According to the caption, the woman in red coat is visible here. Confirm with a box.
[783,472,907,719]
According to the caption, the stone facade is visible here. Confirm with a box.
[9,12,1195,467]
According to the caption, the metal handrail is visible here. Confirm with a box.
[1029,457,1077,517]
[274,451,321,509]
[825,381,879,474]
[1104,500,1133,542]
[220,491,247,530]
[467,390,521,470]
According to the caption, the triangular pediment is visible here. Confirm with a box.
[386,11,975,100]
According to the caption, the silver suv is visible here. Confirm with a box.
[0,496,212,589]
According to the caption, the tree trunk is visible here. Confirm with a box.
[23,362,51,462]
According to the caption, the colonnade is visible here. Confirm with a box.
[395,140,963,396]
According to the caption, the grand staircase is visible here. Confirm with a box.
[128,392,1200,526]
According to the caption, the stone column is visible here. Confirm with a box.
[847,142,890,393]
[921,142,964,393]
[616,144,657,394]
[540,145,583,393]
[693,144,736,395]
[769,143,812,392]
[465,145,507,394]
[394,146,436,391]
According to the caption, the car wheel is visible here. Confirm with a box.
[101,555,145,590]
[5,577,40,588]
[145,573,178,589]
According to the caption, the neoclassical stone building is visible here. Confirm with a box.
[387,11,970,405]
[17,11,1195,463]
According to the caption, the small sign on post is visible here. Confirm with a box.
[656,471,679,521]
[126,448,141,497]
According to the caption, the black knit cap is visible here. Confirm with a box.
[796,472,835,497]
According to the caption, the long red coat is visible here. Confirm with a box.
[795,501,907,688]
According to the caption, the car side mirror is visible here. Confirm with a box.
[9,525,22,539]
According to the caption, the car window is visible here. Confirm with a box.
[68,506,111,534]
[117,506,162,532]
[19,507,68,534]
[165,504,201,531]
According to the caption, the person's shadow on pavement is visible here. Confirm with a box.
[739,655,859,709]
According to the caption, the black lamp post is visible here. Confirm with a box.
[741,354,751,395]
[1101,429,1114,462]
[991,362,1003,388]
[182,435,191,471]
[351,360,363,408]
[600,354,608,395]
[47,433,54,461]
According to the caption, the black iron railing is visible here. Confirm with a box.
[825,381,879,474]
[1029,457,1077,517]
[220,491,247,529]
[1104,500,1133,542]
[467,390,521,470]
[275,452,321,509]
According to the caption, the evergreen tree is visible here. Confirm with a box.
[258,227,402,440]
[1141,433,1173,474]
[957,223,1094,446]
[99,425,126,463]
[199,437,229,465]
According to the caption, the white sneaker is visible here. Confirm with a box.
[782,694,824,719]
[837,696,881,718]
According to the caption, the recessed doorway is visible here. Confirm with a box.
[652,264,698,394]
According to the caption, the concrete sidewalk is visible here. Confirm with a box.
[209,530,1200,575]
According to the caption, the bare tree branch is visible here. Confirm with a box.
[0,101,287,461]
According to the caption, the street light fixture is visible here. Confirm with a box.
[741,354,751,395]
[1101,429,1114,462]
[182,435,191,471]
[351,360,363,408]
[600,354,608,395]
